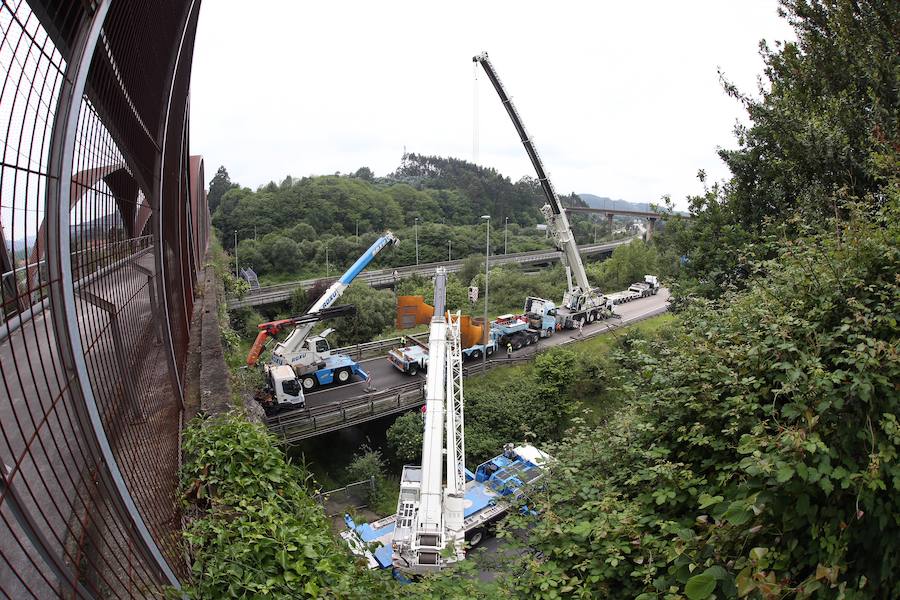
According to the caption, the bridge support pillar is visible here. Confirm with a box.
[646,217,657,241]
[606,213,614,235]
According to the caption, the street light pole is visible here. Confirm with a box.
[234,230,238,276]
[481,215,490,373]
[448,239,452,261]
[504,216,509,255]
[415,217,419,266]
[325,244,330,277]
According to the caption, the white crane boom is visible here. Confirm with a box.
[473,52,603,311]
[271,231,398,364]
[392,268,466,573]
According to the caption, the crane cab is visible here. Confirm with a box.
[260,364,305,415]
[285,328,335,371]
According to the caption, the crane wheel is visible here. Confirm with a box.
[336,368,352,384]
[301,376,317,391]
[408,365,418,377]
[471,349,482,360]
[468,528,485,547]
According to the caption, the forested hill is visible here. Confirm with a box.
[209,154,602,281]
[390,153,588,224]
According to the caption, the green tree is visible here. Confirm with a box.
[459,254,484,286]
[586,238,659,292]
[260,235,302,273]
[207,165,237,213]
[352,166,374,181]
[345,446,385,486]
[386,411,424,463]
[720,0,898,226]
[330,282,395,346]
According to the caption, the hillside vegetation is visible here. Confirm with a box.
[210,154,624,284]
[185,1,899,598]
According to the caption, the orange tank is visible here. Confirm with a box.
[396,295,489,346]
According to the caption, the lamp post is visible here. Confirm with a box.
[481,215,490,373]
[356,219,359,245]
[448,239,452,261]
[504,216,509,255]
[325,244,330,277]
[233,230,238,276]
[415,217,419,266]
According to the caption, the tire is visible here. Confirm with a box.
[546,328,553,338]
[336,368,351,384]
[486,346,494,356]
[523,336,532,346]
[408,365,418,377]
[588,311,596,323]
[513,340,523,351]
[471,349,482,360]
[468,528,484,547]
[301,375,317,391]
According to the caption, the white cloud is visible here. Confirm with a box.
[190,1,794,210]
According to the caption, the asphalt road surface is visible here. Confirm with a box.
[303,288,670,411]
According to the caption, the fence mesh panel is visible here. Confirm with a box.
[1,1,206,596]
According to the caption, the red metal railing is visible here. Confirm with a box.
[1,1,206,596]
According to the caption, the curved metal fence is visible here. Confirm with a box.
[1,1,204,596]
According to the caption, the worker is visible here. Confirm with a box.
[400,335,406,346]
[506,342,513,359]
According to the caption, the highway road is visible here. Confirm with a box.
[227,239,634,309]
[299,288,670,413]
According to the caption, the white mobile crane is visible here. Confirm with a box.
[344,268,551,576]
[473,52,614,328]
[249,232,399,396]
[390,268,467,574]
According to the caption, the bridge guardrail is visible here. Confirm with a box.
[266,302,669,443]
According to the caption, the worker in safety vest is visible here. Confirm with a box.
[506,342,513,359]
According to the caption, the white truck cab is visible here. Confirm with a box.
[280,328,335,371]
[261,364,305,415]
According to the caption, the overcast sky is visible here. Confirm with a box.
[190,1,794,210]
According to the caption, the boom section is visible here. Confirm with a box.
[272,231,398,361]
[473,52,592,294]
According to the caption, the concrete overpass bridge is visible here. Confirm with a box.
[227,238,633,309]
[564,206,689,239]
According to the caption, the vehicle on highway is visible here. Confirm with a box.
[248,232,399,413]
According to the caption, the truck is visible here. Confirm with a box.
[473,52,616,330]
[389,329,499,376]
[248,232,399,394]
[607,275,660,305]
[343,443,551,572]
[255,365,305,415]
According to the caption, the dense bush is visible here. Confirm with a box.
[179,414,396,598]
[505,208,900,599]
[180,414,506,599]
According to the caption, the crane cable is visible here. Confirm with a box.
[473,61,479,165]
